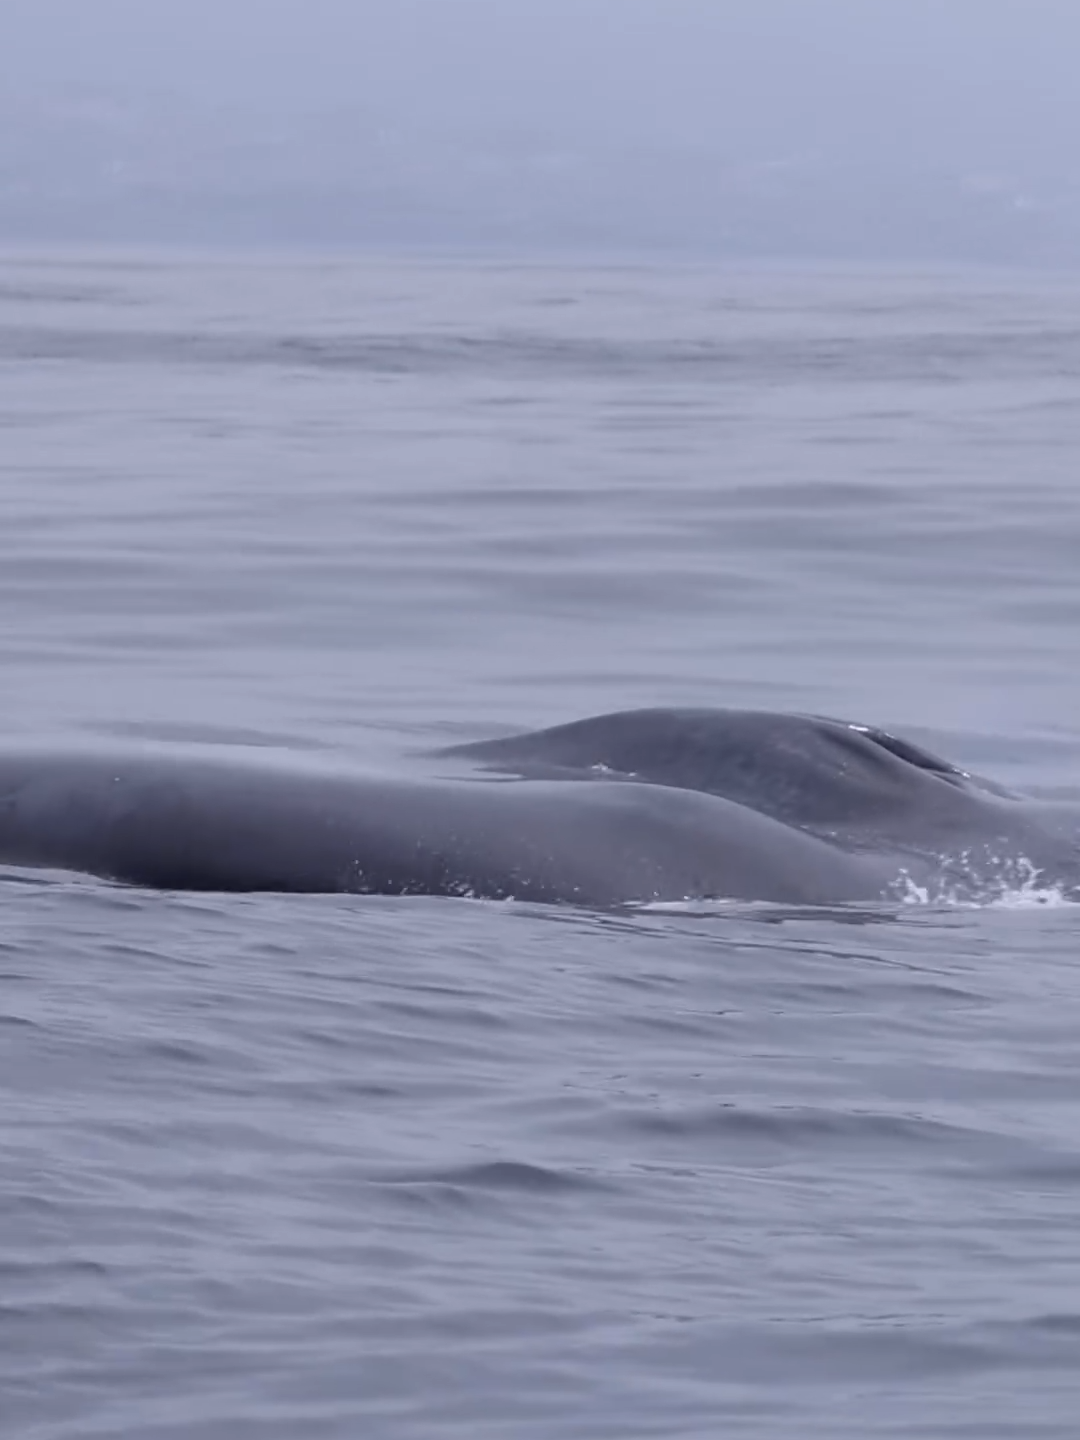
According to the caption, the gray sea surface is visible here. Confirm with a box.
[3,250,1080,1439]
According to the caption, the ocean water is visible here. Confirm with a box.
[2,249,1080,1439]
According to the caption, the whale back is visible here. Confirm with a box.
[0,746,888,906]
[438,708,1017,836]
[0,708,1075,906]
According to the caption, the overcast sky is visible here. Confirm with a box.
[5,1,1077,157]
[3,1,1079,257]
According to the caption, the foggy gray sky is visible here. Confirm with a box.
[3,1,1079,261]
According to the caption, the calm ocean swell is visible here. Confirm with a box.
[2,251,1080,1437]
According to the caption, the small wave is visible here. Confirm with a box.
[633,897,906,927]
[372,1159,613,1195]
[7,322,1076,384]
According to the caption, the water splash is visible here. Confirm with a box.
[895,856,1075,909]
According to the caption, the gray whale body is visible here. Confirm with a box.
[0,709,1076,906]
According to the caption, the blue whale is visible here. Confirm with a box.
[0,709,1075,906]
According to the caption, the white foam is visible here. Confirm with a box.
[630,857,1078,916]
[896,857,1075,909]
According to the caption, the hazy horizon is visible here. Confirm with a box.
[3,0,1079,265]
